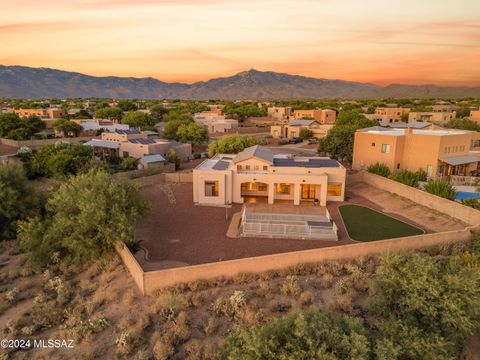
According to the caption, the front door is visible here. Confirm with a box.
[301,184,316,200]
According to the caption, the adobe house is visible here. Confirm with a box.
[352,127,480,178]
[193,145,346,206]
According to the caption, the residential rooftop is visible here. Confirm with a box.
[196,145,342,170]
[358,127,469,137]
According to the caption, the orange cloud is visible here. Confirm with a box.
[0,0,479,86]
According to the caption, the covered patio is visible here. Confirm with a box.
[438,154,480,177]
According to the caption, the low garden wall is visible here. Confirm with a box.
[127,173,166,188]
[164,172,193,183]
[118,226,474,295]
[0,136,96,149]
[116,243,145,294]
[350,171,480,226]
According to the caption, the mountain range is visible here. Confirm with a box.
[1,65,479,99]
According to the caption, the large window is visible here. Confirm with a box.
[301,184,316,199]
[204,181,219,197]
[276,183,291,195]
[381,144,391,153]
[327,183,342,196]
[241,182,267,192]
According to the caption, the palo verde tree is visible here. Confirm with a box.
[318,109,377,162]
[368,251,480,359]
[207,134,258,157]
[18,168,149,265]
[221,307,370,360]
[0,163,42,240]
[176,122,209,145]
[121,111,155,130]
[53,118,82,137]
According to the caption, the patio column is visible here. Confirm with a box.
[320,182,327,206]
[268,182,275,204]
[293,183,301,205]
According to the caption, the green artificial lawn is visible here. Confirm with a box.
[339,204,424,241]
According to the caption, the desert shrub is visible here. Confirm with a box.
[462,198,480,209]
[298,291,315,306]
[235,307,266,327]
[153,339,175,360]
[415,169,427,181]
[69,317,110,341]
[424,180,456,200]
[367,162,390,177]
[211,291,247,318]
[319,273,335,288]
[119,156,138,171]
[156,290,189,320]
[163,311,191,346]
[4,287,19,303]
[115,331,132,355]
[267,299,292,314]
[229,290,247,312]
[204,316,220,336]
[281,275,301,298]
[30,300,65,329]
[221,307,370,360]
[19,168,149,266]
[277,138,289,145]
[368,251,480,359]
[391,170,420,188]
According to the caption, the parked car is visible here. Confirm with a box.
[289,137,303,144]
[308,137,319,144]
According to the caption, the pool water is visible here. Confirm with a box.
[455,191,480,201]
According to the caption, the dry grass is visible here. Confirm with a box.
[2,238,475,359]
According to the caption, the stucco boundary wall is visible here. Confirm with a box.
[164,172,193,183]
[127,173,166,188]
[350,171,480,226]
[118,227,475,295]
[116,243,145,294]
[0,136,96,149]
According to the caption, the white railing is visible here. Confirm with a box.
[448,175,479,186]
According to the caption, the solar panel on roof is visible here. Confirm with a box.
[273,158,340,168]
[128,138,156,144]
[212,160,230,170]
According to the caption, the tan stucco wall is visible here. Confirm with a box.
[408,111,456,123]
[119,227,473,295]
[352,132,405,171]
[353,171,480,226]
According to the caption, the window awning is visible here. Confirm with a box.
[439,154,480,166]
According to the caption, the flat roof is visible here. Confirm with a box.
[142,154,166,163]
[358,127,469,137]
[83,139,120,149]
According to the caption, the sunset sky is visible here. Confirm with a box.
[1,0,479,86]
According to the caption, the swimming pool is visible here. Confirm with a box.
[455,191,480,201]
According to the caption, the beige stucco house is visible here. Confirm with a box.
[193,112,238,134]
[270,119,333,139]
[408,111,456,124]
[84,128,192,161]
[193,145,346,206]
